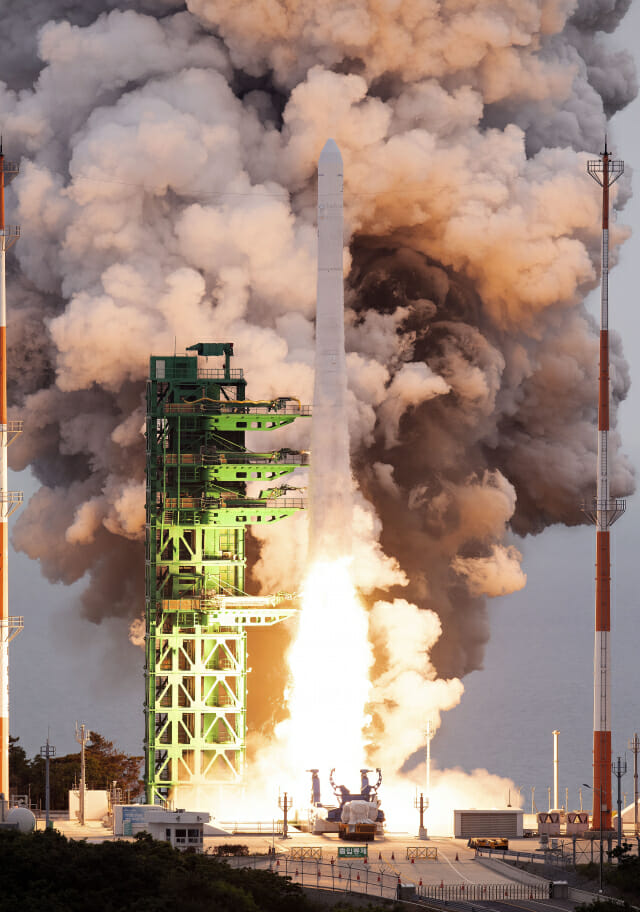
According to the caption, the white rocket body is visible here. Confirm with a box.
[309,140,352,562]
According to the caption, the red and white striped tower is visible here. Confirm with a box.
[585,141,625,832]
[0,142,22,799]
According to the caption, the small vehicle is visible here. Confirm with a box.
[467,837,509,851]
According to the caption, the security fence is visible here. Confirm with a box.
[475,836,640,869]
[417,882,551,902]
[222,853,404,899]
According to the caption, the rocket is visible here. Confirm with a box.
[308,139,352,562]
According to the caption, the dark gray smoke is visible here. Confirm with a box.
[0,1,635,722]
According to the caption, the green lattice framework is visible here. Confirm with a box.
[144,342,310,804]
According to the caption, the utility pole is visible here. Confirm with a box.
[0,143,23,801]
[414,791,429,839]
[612,756,627,847]
[629,734,639,836]
[278,791,292,840]
[39,736,56,830]
[75,723,90,826]
[553,730,560,810]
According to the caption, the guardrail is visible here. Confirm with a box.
[197,369,244,380]
[219,822,284,835]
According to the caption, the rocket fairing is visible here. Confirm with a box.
[308,139,352,562]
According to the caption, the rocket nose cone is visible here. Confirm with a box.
[319,138,342,166]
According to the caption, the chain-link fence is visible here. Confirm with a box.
[476,836,640,870]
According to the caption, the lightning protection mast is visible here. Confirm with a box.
[0,143,23,799]
[585,141,625,832]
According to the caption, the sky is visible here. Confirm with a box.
[6,1,640,818]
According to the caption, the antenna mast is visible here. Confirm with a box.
[585,140,625,832]
[0,145,22,799]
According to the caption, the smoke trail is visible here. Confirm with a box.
[1,1,636,776]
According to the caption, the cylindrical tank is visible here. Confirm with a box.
[7,806,36,833]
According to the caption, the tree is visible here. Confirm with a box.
[9,732,143,810]
[8,737,31,799]
[84,732,143,799]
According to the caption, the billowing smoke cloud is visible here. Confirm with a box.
[0,0,636,771]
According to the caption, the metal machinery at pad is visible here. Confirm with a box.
[145,342,310,804]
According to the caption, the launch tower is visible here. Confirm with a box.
[145,342,309,804]
[585,142,625,832]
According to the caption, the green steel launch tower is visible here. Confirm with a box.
[145,342,309,805]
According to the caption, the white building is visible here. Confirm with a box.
[68,789,109,822]
[113,805,210,853]
[454,809,524,839]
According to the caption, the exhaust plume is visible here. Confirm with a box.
[1,0,636,782]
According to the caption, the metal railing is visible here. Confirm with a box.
[162,497,306,512]
[417,882,551,901]
[581,497,626,527]
[197,369,244,380]
[0,616,24,644]
[163,451,309,467]
[219,822,284,835]
[200,497,307,511]
[221,854,401,899]
[157,367,244,381]
[0,491,23,519]
[164,402,311,417]
[0,491,23,504]
[474,837,640,868]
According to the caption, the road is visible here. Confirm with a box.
[38,818,587,908]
